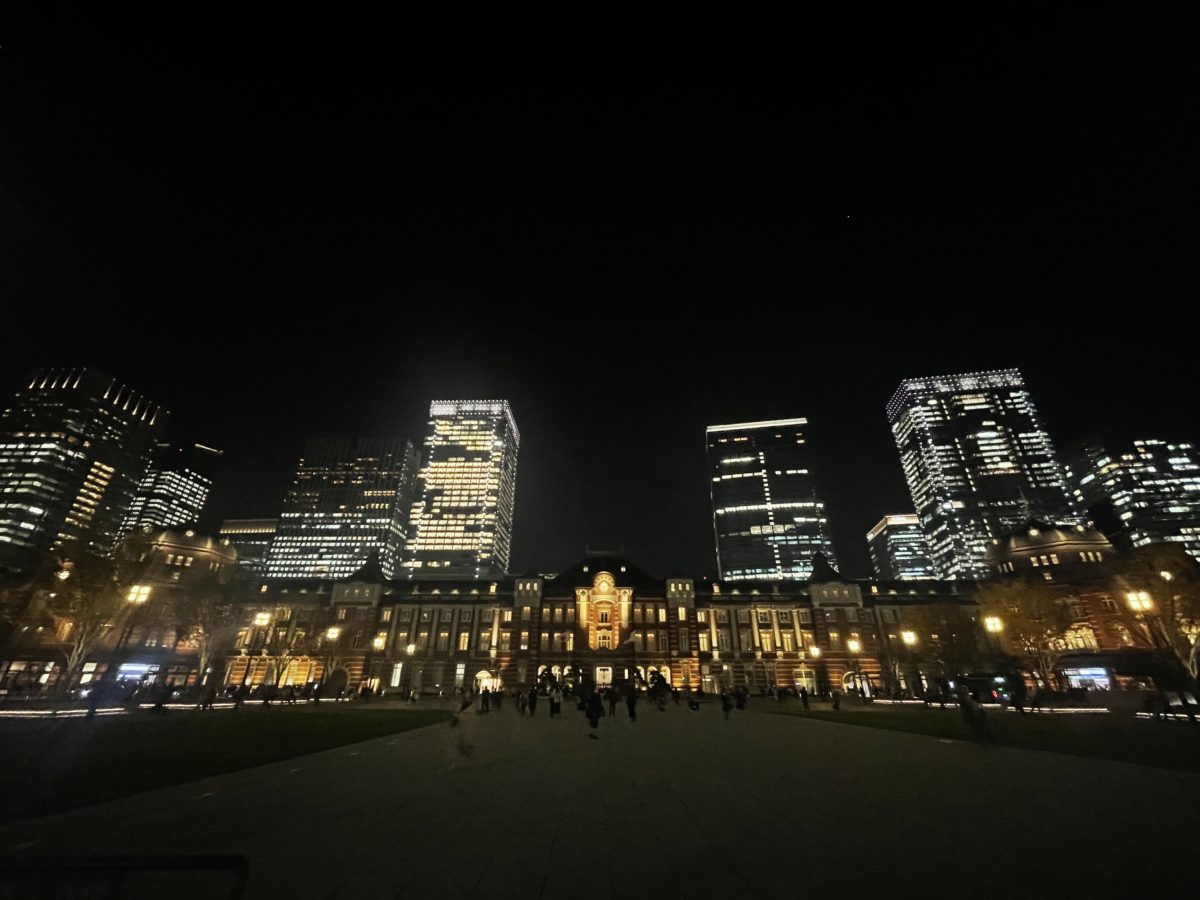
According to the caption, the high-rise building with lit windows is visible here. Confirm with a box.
[1070,439,1200,562]
[0,367,167,571]
[120,442,221,536]
[219,518,277,574]
[403,400,520,577]
[866,514,936,580]
[886,368,1076,580]
[265,437,418,581]
[706,418,837,581]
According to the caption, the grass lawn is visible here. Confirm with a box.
[762,703,1200,773]
[0,705,450,821]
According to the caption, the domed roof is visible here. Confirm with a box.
[988,519,1111,566]
[142,526,238,564]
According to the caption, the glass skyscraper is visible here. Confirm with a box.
[403,400,520,577]
[120,442,221,536]
[706,418,837,581]
[866,514,936,580]
[0,367,167,571]
[1071,439,1200,562]
[265,437,419,581]
[886,368,1076,580]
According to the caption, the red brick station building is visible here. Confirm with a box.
[1,524,1195,700]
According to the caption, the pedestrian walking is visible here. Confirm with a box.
[551,686,563,717]
[625,688,639,723]
[528,688,538,717]
[800,686,810,711]
[721,691,733,720]
[586,691,605,739]
[519,690,528,716]
[493,689,503,711]
[607,688,619,718]
[735,688,747,711]
[481,687,491,713]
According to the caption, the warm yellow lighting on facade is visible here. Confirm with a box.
[254,612,271,627]
[405,643,416,656]
[847,638,862,654]
[984,615,1003,633]
[372,635,386,651]
[808,645,820,659]
[901,630,917,646]
[1125,591,1154,612]
[126,585,151,604]
[325,626,341,640]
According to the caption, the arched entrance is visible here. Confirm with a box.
[475,669,501,692]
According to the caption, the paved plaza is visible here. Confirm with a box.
[3,701,1198,898]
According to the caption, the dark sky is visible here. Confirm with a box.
[2,11,1197,579]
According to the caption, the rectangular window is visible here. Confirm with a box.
[736,610,750,624]
[455,663,466,687]
[829,631,840,650]
[717,631,731,651]
[460,609,472,622]
[380,609,392,623]
[500,632,511,651]
[390,663,403,687]
[760,633,774,652]
[417,631,429,650]
[436,631,449,651]
[440,609,453,622]
[697,610,709,624]
[781,632,795,652]
[477,632,490,651]
[337,608,348,621]
[657,608,667,623]
[777,610,791,624]
[502,610,513,623]
[458,632,470,651]
[520,631,529,650]
[677,630,689,652]
[599,610,610,624]
[540,632,549,650]
[799,610,812,624]
[658,630,668,648]
[757,610,771,624]
[399,609,413,621]
[634,606,643,623]
[717,610,729,624]
[678,606,687,621]
[698,632,711,652]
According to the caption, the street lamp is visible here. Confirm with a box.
[984,616,1003,634]
[901,630,917,695]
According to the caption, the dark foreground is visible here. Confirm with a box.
[2,699,1197,899]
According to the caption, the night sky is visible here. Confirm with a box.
[2,12,1197,579]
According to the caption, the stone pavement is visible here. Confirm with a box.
[2,699,1197,898]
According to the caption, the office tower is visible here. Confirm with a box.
[264,438,419,581]
[706,418,837,581]
[0,367,167,570]
[886,368,1076,580]
[218,518,278,574]
[121,442,221,535]
[1071,439,1200,562]
[403,400,520,577]
[866,514,936,580]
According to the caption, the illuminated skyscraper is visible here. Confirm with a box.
[265,437,419,581]
[886,369,1076,580]
[403,400,520,577]
[1070,439,1200,562]
[121,442,221,535]
[866,514,936,580]
[706,418,837,581]
[218,518,277,574]
[0,367,167,570]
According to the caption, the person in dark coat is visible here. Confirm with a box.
[586,691,605,739]
[799,686,810,711]
[527,688,538,716]
[721,691,733,720]
[607,687,619,718]
[625,687,639,723]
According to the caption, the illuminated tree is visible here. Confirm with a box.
[975,578,1074,687]
[179,567,247,687]
[1112,545,1200,679]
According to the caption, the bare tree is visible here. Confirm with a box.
[179,567,247,687]
[976,578,1074,687]
[901,602,987,679]
[1113,545,1200,678]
